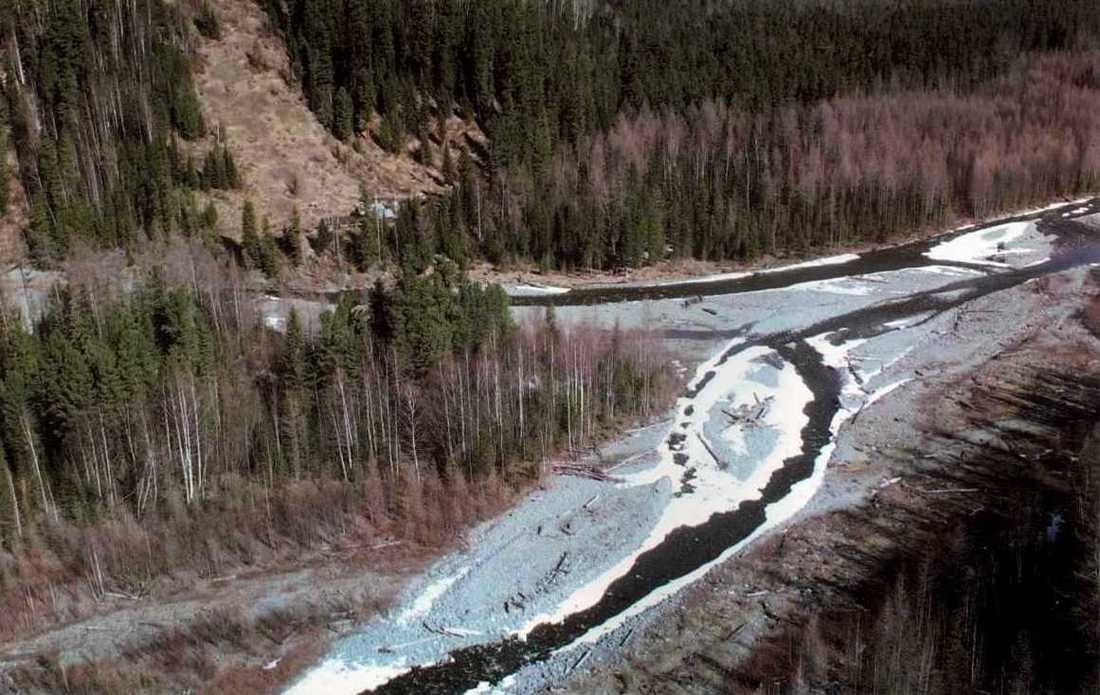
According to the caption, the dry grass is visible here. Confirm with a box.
[0,463,559,693]
[0,466,522,646]
[2,593,383,695]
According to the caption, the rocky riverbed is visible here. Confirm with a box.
[287,200,1100,693]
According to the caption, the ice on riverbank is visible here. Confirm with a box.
[506,283,570,297]
[516,342,813,642]
[924,221,1041,267]
[284,657,418,695]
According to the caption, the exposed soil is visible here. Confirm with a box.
[187,0,482,241]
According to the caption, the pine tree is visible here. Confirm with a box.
[200,201,218,230]
[278,308,309,477]
[174,85,206,140]
[333,87,354,141]
[0,445,22,544]
[284,207,303,265]
[222,145,240,188]
[194,2,221,39]
[0,126,9,216]
[241,200,260,268]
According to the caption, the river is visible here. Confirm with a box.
[285,199,1100,694]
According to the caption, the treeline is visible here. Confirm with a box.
[0,244,670,634]
[359,53,1100,269]
[263,0,1100,270]
[0,0,234,263]
[262,0,1100,164]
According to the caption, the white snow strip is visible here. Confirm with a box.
[516,341,813,641]
[285,658,418,695]
[924,221,1032,267]
[397,567,470,625]
[1013,197,1092,216]
[917,265,984,277]
[757,253,860,275]
[864,379,912,408]
[506,284,570,297]
[649,252,858,288]
[883,314,932,330]
[652,270,751,286]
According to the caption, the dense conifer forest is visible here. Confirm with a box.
[0,0,236,263]
[264,0,1100,269]
[0,244,669,633]
[2,0,1099,272]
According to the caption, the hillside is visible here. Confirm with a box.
[187,0,482,238]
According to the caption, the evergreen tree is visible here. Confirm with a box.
[0,127,9,216]
[241,200,262,270]
[194,3,221,39]
[283,207,303,265]
[333,87,354,141]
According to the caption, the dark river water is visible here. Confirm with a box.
[362,200,1100,693]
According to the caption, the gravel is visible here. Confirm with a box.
[289,201,1100,694]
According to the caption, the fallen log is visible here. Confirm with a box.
[552,463,621,482]
[568,649,591,675]
[696,433,726,469]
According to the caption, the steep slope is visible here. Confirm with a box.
[189,0,478,238]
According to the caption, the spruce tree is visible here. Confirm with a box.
[241,200,261,269]
[333,87,354,141]
[0,127,9,216]
[284,207,303,265]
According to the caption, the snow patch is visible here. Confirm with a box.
[648,252,858,288]
[865,379,912,407]
[506,284,570,297]
[924,221,1032,267]
[263,314,286,331]
[516,341,813,641]
[397,567,470,625]
[757,253,860,275]
[917,265,984,277]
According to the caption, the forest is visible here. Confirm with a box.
[264,0,1100,269]
[1,1,1099,272]
[0,0,235,263]
[0,243,670,636]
